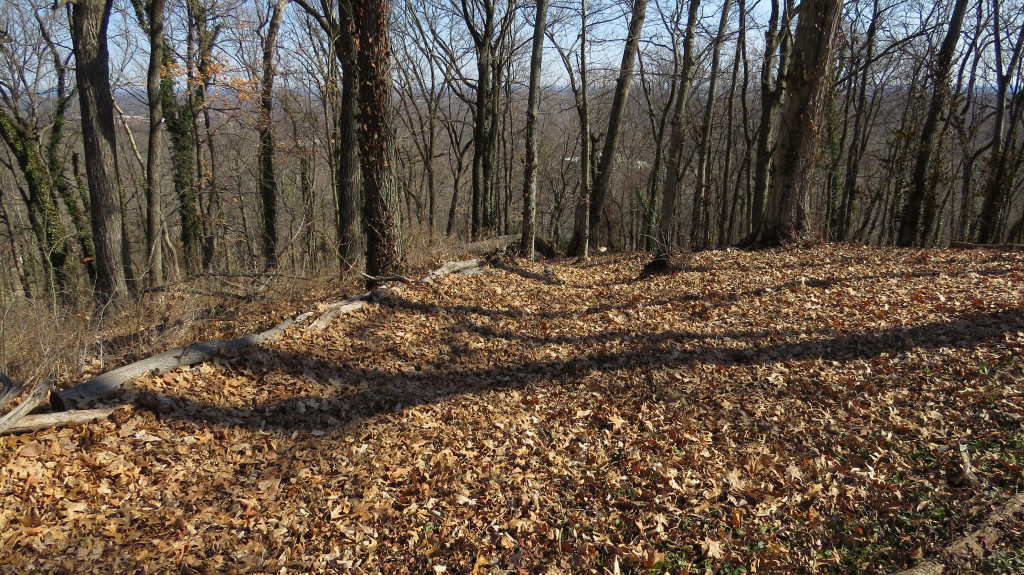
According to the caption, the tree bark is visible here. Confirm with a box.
[352,0,401,286]
[746,0,844,247]
[257,0,289,271]
[652,0,701,263]
[691,0,732,250]
[144,0,166,284]
[749,0,793,234]
[72,0,132,300]
[976,3,1024,244]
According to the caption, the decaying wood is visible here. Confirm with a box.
[307,260,481,330]
[307,300,368,332]
[56,317,295,410]
[0,378,54,435]
[0,372,21,412]
[897,492,1024,575]
[950,241,1024,251]
[421,259,482,284]
[1,407,118,435]
[361,273,414,284]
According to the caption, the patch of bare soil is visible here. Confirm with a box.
[2,245,1023,574]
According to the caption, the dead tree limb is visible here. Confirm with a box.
[421,260,482,284]
[0,377,54,435]
[307,300,368,332]
[56,317,295,410]
[1,407,118,435]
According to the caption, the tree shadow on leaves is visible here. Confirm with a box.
[139,304,1024,435]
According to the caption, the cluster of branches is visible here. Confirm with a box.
[0,0,1022,304]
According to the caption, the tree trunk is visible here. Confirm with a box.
[257,0,289,271]
[519,0,549,260]
[749,0,793,234]
[71,0,132,300]
[976,3,1024,244]
[352,0,401,285]
[897,0,970,246]
[652,0,701,263]
[144,0,166,285]
[568,0,648,256]
[691,0,732,250]
[748,0,844,247]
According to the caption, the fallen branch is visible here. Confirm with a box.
[1,407,118,435]
[897,492,1024,575]
[421,259,482,284]
[0,377,54,435]
[56,317,296,410]
[307,300,368,332]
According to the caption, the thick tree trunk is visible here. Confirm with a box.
[749,0,792,234]
[652,0,701,263]
[748,0,844,247]
[352,0,401,286]
[691,0,732,249]
[976,10,1024,244]
[71,0,132,300]
[144,0,166,284]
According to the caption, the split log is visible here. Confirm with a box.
[56,317,296,410]
[950,241,1024,251]
[0,377,54,435]
[897,492,1024,575]
[1,407,118,435]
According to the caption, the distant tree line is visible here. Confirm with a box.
[0,0,1021,303]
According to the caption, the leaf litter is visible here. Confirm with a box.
[2,245,1023,574]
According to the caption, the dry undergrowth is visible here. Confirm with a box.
[2,245,1023,574]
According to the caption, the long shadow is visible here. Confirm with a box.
[140,306,1024,434]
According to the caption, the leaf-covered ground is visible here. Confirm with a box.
[2,246,1023,574]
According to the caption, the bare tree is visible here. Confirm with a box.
[256,0,289,270]
[650,0,700,267]
[70,0,134,299]
[896,0,970,246]
[744,0,844,247]
[520,0,550,259]
[567,0,648,256]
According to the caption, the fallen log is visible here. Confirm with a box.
[421,259,482,284]
[307,260,481,331]
[56,317,295,410]
[307,300,368,332]
[1,407,118,435]
[0,377,54,435]
[897,492,1024,575]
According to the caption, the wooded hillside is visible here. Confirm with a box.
[2,246,1022,573]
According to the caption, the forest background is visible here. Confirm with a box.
[1,0,1023,378]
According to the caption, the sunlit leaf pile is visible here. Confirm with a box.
[2,246,1023,574]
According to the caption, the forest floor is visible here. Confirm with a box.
[2,245,1023,574]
